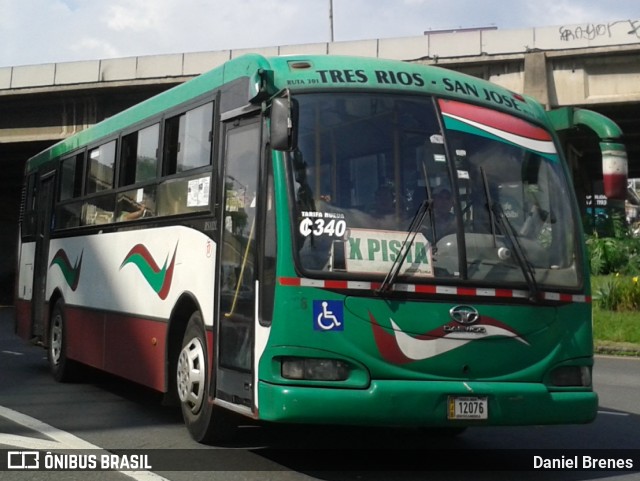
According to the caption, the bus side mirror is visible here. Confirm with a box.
[270,97,298,151]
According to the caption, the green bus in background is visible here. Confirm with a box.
[15,53,627,442]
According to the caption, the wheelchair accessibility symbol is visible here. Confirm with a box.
[313,300,344,331]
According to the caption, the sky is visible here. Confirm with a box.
[0,0,638,68]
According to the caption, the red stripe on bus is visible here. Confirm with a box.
[457,287,477,297]
[324,280,349,289]
[415,284,438,294]
[278,277,587,303]
[495,289,515,298]
[438,99,551,141]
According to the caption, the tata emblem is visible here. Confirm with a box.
[449,305,480,325]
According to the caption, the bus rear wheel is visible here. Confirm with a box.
[177,312,234,443]
[48,300,80,382]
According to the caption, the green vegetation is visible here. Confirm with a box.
[592,274,640,311]
[587,215,640,356]
[592,275,640,356]
[586,214,640,276]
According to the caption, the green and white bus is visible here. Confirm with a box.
[15,54,627,442]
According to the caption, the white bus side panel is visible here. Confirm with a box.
[45,225,216,327]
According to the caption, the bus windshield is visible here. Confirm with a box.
[288,93,580,290]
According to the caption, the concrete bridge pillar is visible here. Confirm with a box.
[523,51,550,108]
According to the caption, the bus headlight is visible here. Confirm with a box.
[550,366,592,387]
[281,357,350,381]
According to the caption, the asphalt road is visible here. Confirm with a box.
[0,307,638,481]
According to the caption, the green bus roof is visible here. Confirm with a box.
[26,53,547,173]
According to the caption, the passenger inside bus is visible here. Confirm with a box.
[117,191,155,222]
[118,203,147,222]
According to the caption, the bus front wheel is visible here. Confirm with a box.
[177,312,233,443]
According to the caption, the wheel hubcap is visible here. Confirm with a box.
[50,315,63,366]
[177,337,206,414]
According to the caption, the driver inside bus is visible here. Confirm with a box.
[368,183,406,230]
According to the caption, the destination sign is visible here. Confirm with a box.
[285,67,529,114]
[343,228,433,276]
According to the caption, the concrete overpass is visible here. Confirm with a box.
[1,19,639,302]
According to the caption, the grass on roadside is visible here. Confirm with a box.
[591,275,640,355]
[593,306,640,345]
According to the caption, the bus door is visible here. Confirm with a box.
[31,171,56,339]
[215,115,261,407]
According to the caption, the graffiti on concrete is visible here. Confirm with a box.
[559,19,640,42]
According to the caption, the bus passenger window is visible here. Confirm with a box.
[120,124,159,186]
[81,195,115,225]
[156,173,210,216]
[116,187,156,222]
[56,201,83,229]
[86,141,116,194]
[55,153,85,230]
[60,153,84,201]
[163,102,213,175]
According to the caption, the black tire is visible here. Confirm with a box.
[177,312,235,443]
[48,299,81,382]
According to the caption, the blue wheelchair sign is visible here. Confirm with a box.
[313,300,344,331]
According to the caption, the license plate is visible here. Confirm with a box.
[448,396,488,420]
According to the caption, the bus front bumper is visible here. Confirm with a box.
[257,380,598,427]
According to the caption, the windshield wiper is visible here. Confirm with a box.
[480,168,539,302]
[376,197,432,295]
[377,160,436,295]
